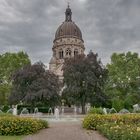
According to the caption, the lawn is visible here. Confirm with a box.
[0,136,24,140]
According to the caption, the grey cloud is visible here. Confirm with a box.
[0,0,140,66]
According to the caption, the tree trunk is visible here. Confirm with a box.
[81,103,86,114]
[81,95,86,114]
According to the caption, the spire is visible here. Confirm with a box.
[65,3,72,22]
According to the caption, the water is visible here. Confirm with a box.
[20,108,29,116]
[7,108,13,114]
[0,110,3,114]
[103,108,107,114]
[48,107,53,116]
[34,107,38,114]
[119,109,130,114]
[133,104,140,112]
[109,108,117,114]
[54,107,59,119]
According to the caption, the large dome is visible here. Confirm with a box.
[55,21,83,41]
[54,5,83,41]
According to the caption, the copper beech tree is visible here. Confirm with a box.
[9,62,61,106]
[62,51,108,114]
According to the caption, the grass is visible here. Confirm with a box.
[0,136,24,140]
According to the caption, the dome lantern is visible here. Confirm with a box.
[65,4,72,22]
[54,5,83,41]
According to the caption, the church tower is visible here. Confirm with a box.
[49,5,85,80]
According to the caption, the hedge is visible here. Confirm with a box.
[0,116,48,135]
[83,114,140,140]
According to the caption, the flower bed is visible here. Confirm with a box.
[83,114,140,140]
[0,116,48,136]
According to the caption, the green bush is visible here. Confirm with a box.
[83,114,140,140]
[88,107,104,114]
[0,113,13,117]
[83,114,102,129]
[112,99,124,112]
[0,116,48,135]
[2,105,10,113]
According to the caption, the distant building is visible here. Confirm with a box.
[49,5,85,80]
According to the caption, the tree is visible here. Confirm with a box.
[0,52,31,105]
[105,52,140,109]
[62,51,108,114]
[9,62,61,107]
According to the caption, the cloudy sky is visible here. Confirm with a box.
[0,0,140,66]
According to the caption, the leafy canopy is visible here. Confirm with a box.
[62,51,108,113]
[0,52,30,105]
[9,62,61,106]
[106,52,140,109]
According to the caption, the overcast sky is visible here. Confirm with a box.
[0,0,140,66]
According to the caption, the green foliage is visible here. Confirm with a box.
[0,113,13,117]
[0,52,31,105]
[1,105,10,113]
[0,116,48,136]
[63,51,108,113]
[83,114,140,140]
[112,99,124,112]
[0,136,23,140]
[9,62,61,106]
[0,84,11,105]
[83,114,102,129]
[97,123,140,140]
[88,107,104,114]
[0,52,30,83]
[106,52,140,109]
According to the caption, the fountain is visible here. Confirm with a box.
[103,108,107,114]
[20,108,29,116]
[13,106,17,116]
[34,107,38,114]
[0,110,3,114]
[48,107,53,116]
[119,108,130,114]
[86,103,91,113]
[7,108,13,114]
[61,107,64,116]
[54,107,59,120]
[33,107,39,117]
[74,106,77,119]
[133,104,140,113]
[109,108,117,114]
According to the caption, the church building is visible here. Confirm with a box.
[49,5,85,80]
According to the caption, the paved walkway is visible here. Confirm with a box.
[24,122,108,140]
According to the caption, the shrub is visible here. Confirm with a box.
[83,114,103,129]
[83,114,140,140]
[2,105,10,113]
[0,116,48,135]
[0,113,13,117]
[112,99,124,112]
[88,107,104,114]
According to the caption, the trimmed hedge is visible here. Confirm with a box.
[0,116,48,136]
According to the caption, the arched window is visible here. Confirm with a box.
[59,49,63,59]
[74,49,78,56]
[66,48,71,56]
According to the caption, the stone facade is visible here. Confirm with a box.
[49,5,85,81]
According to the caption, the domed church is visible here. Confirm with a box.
[49,5,85,80]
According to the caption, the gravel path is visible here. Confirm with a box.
[24,122,108,140]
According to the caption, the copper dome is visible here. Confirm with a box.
[54,5,83,41]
